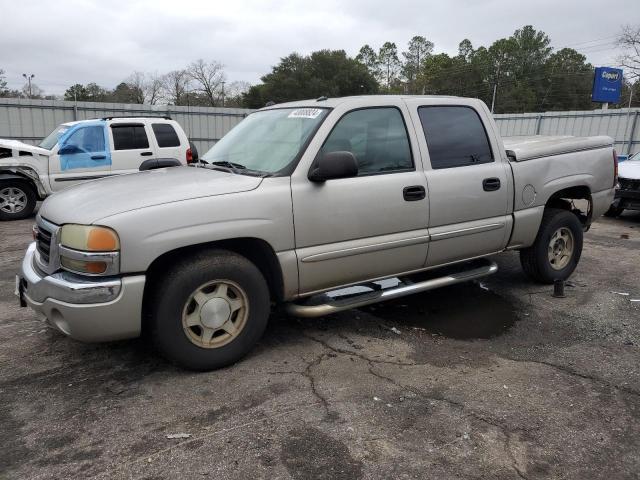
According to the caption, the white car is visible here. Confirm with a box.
[606,152,640,217]
[0,116,194,220]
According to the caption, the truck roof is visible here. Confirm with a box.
[261,95,465,110]
[61,116,175,127]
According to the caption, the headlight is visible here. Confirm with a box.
[60,224,120,251]
[59,225,120,275]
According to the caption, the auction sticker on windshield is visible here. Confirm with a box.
[288,108,323,119]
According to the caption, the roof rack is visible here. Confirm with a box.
[100,115,172,120]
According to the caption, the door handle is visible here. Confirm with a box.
[403,185,426,201]
[140,151,153,156]
[91,154,106,160]
[482,178,501,191]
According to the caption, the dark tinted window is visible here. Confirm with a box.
[152,123,180,148]
[111,124,149,150]
[418,106,493,169]
[321,107,412,175]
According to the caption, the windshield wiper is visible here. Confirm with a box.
[209,160,247,170]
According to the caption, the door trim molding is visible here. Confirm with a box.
[300,234,431,263]
[429,222,505,242]
[54,174,114,182]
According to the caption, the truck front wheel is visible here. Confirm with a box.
[0,180,37,221]
[519,208,583,284]
[150,249,271,370]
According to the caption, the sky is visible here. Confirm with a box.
[0,0,637,95]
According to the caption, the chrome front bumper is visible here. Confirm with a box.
[18,242,146,342]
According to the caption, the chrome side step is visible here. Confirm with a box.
[285,259,498,318]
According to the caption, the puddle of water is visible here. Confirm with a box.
[361,282,517,339]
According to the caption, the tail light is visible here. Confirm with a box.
[186,147,194,164]
[613,149,618,187]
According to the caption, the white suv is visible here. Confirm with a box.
[0,116,194,220]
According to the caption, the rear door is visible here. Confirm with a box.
[108,122,158,175]
[150,122,186,164]
[405,100,513,266]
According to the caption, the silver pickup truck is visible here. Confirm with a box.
[17,95,617,370]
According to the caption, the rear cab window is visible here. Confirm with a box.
[111,124,150,150]
[418,106,493,169]
[152,123,181,148]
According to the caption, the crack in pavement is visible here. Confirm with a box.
[502,356,640,398]
[87,401,323,480]
[366,362,533,480]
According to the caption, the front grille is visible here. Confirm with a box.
[35,224,52,264]
[619,178,640,191]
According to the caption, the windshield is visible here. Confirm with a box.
[201,107,328,173]
[39,125,70,150]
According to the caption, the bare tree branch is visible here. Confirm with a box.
[187,59,226,107]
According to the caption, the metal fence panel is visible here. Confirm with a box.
[494,108,640,155]
[3,98,639,157]
[0,97,252,155]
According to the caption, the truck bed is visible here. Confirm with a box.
[503,135,613,162]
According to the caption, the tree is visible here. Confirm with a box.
[188,59,226,107]
[162,69,190,105]
[64,84,87,101]
[356,44,380,81]
[112,82,140,103]
[539,48,593,111]
[402,36,434,93]
[123,72,146,104]
[378,42,401,91]
[618,24,640,80]
[0,69,7,95]
[144,73,163,105]
[458,39,474,61]
[243,50,377,108]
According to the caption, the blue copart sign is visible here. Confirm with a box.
[592,67,623,103]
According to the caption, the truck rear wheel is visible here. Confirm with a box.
[149,249,270,370]
[519,208,583,284]
[0,180,37,221]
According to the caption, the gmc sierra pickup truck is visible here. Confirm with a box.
[17,96,617,370]
[0,116,193,220]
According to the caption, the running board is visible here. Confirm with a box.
[285,259,498,318]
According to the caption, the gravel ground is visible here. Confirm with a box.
[1,209,639,480]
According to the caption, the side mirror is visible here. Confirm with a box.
[58,144,81,155]
[308,151,358,182]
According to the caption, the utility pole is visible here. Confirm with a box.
[22,73,34,98]
[490,83,497,113]
[221,81,226,107]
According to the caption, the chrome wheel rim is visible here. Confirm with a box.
[0,187,27,214]
[548,227,574,270]
[181,279,249,349]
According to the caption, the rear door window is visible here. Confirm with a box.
[152,123,181,148]
[111,124,149,150]
[418,106,493,169]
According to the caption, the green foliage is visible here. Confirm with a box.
[243,50,378,108]
[357,25,601,112]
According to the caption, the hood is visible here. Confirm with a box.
[619,160,640,181]
[39,166,263,224]
[0,139,51,156]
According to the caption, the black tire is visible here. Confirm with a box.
[604,204,624,217]
[519,208,583,284]
[150,249,270,371]
[0,180,37,221]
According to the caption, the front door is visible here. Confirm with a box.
[291,104,430,295]
[49,122,111,191]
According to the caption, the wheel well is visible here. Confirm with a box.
[143,237,285,304]
[545,186,592,227]
[0,169,44,199]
